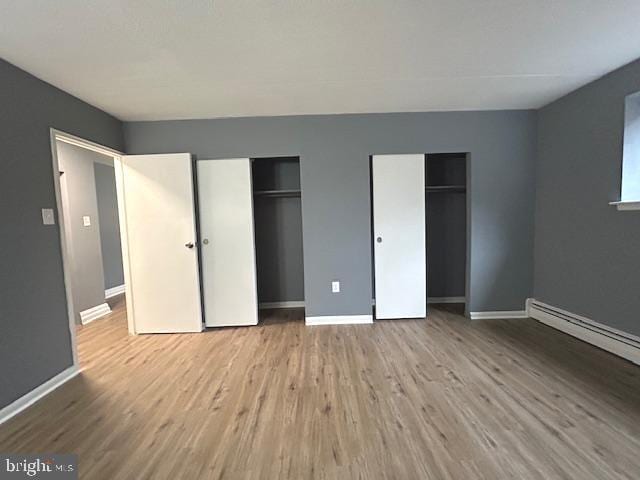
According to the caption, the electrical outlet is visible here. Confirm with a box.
[41,208,55,225]
[83,216,91,226]
[331,281,340,293]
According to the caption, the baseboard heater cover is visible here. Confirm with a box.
[80,303,111,325]
[528,299,640,365]
[105,284,125,299]
[469,310,528,320]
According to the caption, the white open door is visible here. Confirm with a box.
[117,153,202,333]
[372,154,426,319]
[198,159,258,327]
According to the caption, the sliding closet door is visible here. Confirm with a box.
[198,159,258,327]
[119,153,202,333]
[372,154,426,319]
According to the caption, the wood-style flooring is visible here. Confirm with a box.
[1,297,639,479]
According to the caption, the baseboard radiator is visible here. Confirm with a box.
[528,299,640,366]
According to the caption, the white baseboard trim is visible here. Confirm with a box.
[428,296,466,304]
[105,284,125,299]
[469,310,528,320]
[306,315,373,326]
[528,299,640,365]
[259,301,305,309]
[0,365,80,426]
[80,302,111,325]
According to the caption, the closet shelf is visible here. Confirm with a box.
[425,185,466,193]
[254,189,301,198]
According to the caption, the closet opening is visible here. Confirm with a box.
[425,153,468,314]
[251,157,305,319]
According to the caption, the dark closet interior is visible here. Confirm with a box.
[426,153,467,302]
[252,157,305,307]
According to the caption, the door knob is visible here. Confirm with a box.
[185,242,194,249]
[376,236,383,243]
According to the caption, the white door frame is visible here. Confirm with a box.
[112,156,135,335]
[48,128,126,369]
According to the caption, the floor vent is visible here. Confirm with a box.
[527,299,640,365]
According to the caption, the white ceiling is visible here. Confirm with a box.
[2,1,640,121]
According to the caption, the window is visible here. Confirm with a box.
[612,91,640,210]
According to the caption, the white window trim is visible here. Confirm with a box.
[609,200,640,211]
[614,92,640,211]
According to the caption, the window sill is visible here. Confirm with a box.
[609,200,640,211]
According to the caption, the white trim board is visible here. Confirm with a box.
[609,200,640,211]
[105,284,125,299]
[0,365,80,426]
[79,303,111,325]
[259,301,305,309]
[54,130,122,158]
[306,315,373,326]
[113,156,136,335]
[469,310,528,320]
[528,299,640,366]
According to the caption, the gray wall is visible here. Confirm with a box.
[254,197,305,303]
[534,58,640,337]
[125,110,537,317]
[426,193,466,298]
[57,142,106,323]
[0,58,123,410]
[94,163,124,289]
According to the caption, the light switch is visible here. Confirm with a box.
[332,281,340,293]
[83,216,91,226]
[41,208,55,225]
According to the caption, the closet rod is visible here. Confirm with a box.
[254,189,301,198]
[425,185,466,193]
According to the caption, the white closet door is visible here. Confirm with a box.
[198,159,258,327]
[372,154,426,319]
[118,153,202,333]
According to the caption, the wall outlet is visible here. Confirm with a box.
[331,281,340,293]
[41,208,55,225]
[83,215,91,226]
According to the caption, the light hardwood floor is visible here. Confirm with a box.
[1,298,639,479]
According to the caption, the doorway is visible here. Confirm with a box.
[49,129,126,366]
